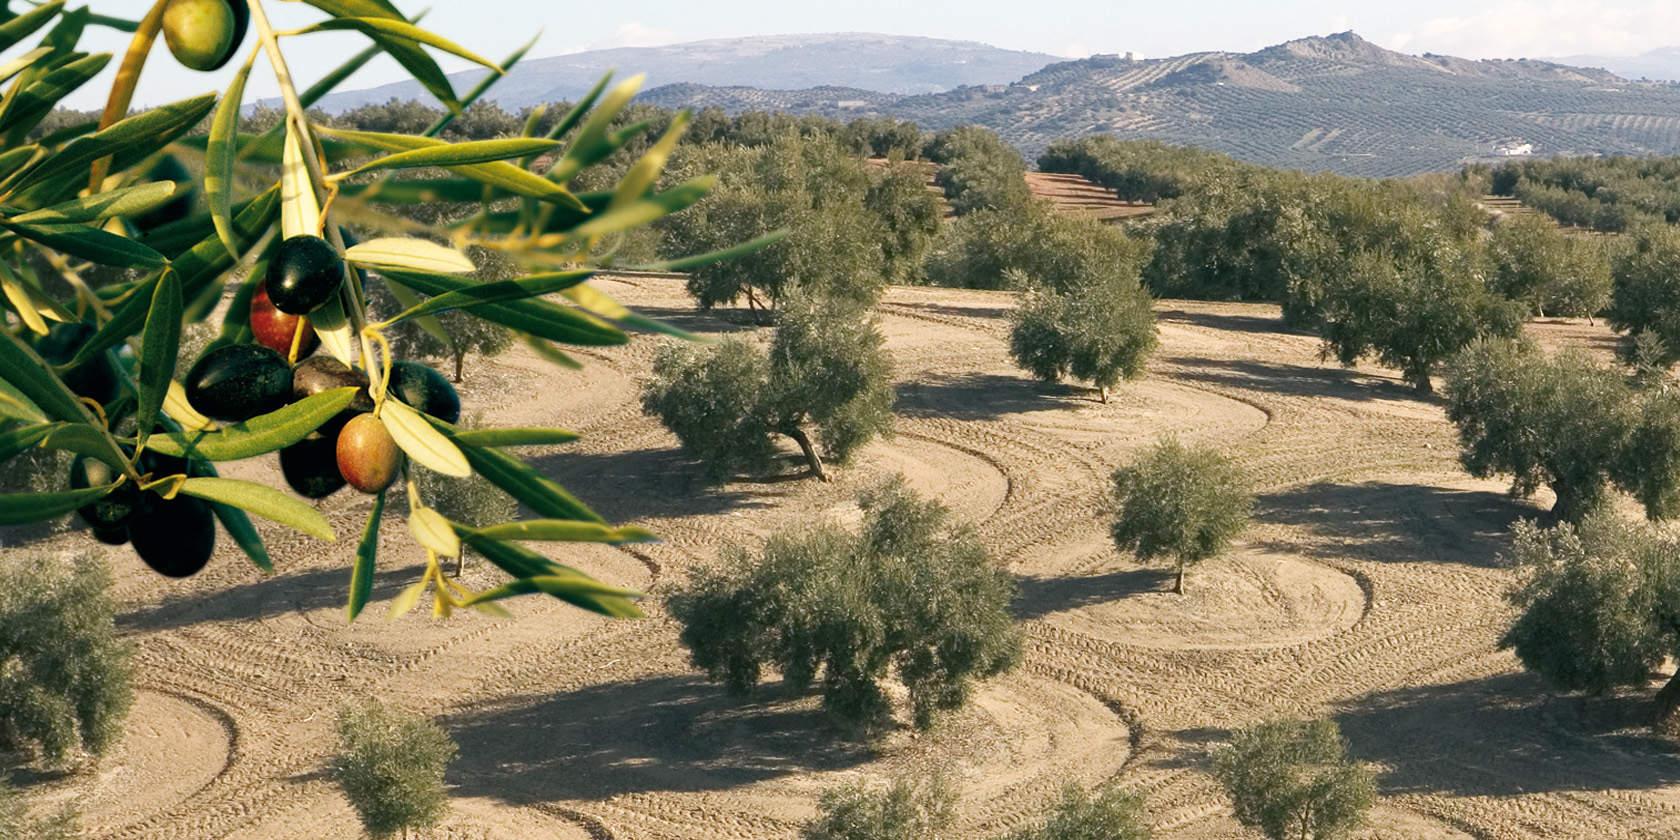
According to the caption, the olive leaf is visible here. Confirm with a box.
[281,123,321,239]
[178,477,335,541]
[331,137,557,179]
[472,520,655,544]
[147,387,357,461]
[0,481,118,525]
[207,50,256,258]
[450,427,579,447]
[407,506,459,556]
[348,489,385,622]
[134,271,182,449]
[380,397,470,477]
[343,236,474,274]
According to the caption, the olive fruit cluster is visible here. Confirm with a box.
[71,451,214,578]
[161,0,249,72]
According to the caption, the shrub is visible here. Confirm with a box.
[1488,214,1612,318]
[1609,223,1680,364]
[1212,718,1375,840]
[642,296,894,482]
[332,700,458,839]
[803,774,957,840]
[668,480,1021,728]
[1008,262,1158,402]
[1501,513,1680,732]
[0,554,132,769]
[1000,782,1151,840]
[1110,439,1253,593]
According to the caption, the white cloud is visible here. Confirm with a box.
[561,22,681,54]
[1383,1,1680,58]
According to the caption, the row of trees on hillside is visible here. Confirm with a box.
[1490,155,1680,231]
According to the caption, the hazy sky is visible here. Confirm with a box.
[59,1,1680,110]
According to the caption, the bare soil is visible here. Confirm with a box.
[13,278,1680,839]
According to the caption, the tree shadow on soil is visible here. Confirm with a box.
[623,306,762,336]
[1162,356,1431,403]
[1336,672,1680,797]
[527,447,771,522]
[1011,567,1173,621]
[1254,481,1538,568]
[883,299,1014,323]
[1156,308,1299,336]
[896,372,1094,422]
[446,674,875,803]
[119,564,421,633]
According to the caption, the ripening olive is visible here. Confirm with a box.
[249,282,318,357]
[185,344,292,422]
[387,361,461,424]
[266,235,345,315]
[279,433,346,499]
[70,455,140,530]
[336,413,402,494]
[133,155,195,231]
[291,355,373,438]
[161,0,248,72]
[130,494,215,578]
[35,321,120,406]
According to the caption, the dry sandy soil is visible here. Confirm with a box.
[11,277,1680,839]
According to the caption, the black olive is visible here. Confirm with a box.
[91,525,130,546]
[388,361,460,424]
[133,155,195,231]
[35,321,120,406]
[70,455,140,529]
[266,235,344,315]
[130,494,215,578]
[161,0,249,72]
[279,433,346,499]
[185,344,292,422]
[292,356,373,438]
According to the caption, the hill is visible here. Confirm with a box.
[1544,46,1680,82]
[639,32,1680,177]
[305,33,1060,111]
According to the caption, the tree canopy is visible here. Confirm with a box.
[1110,438,1254,593]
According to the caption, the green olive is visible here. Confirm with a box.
[162,0,249,72]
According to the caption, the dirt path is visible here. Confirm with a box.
[17,279,1680,839]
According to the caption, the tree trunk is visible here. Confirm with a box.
[1175,565,1186,595]
[453,351,464,383]
[455,548,466,578]
[1411,370,1435,395]
[785,426,829,482]
[1099,385,1109,404]
[1655,670,1680,735]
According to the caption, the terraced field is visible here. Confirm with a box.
[864,158,1154,223]
[15,278,1680,839]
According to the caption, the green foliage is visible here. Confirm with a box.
[1493,156,1680,231]
[865,164,944,284]
[1211,719,1375,840]
[332,699,458,839]
[1110,438,1253,592]
[838,117,926,161]
[1008,261,1159,398]
[0,554,132,769]
[1609,223,1680,364]
[1442,338,1680,521]
[661,132,887,311]
[0,777,76,840]
[1487,214,1611,318]
[668,479,1022,728]
[924,202,1151,292]
[926,125,1032,215]
[999,783,1151,840]
[642,296,894,482]
[803,775,958,840]
[1039,136,1250,203]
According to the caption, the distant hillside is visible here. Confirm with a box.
[306,33,1060,111]
[1544,46,1680,82]
[641,32,1680,177]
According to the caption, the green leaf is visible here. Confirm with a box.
[449,427,579,447]
[463,575,645,615]
[379,274,452,351]
[380,398,469,477]
[10,93,217,204]
[408,506,459,556]
[146,387,357,461]
[381,269,592,325]
[38,421,126,467]
[0,52,106,138]
[635,229,790,273]
[179,477,335,540]
[0,327,87,422]
[343,236,473,273]
[189,457,273,573]
[380,267,627,347]
[340,177,488,205]
[0,2,64,53]
[1,219,167,267]
[316,126,585,210]
[540,71,612,146]
[442,433,605,523]
[0,421,55,463]
[207,51,255,258]
[281,123,320,239]
[457,531,643,617]
[568,176,714,239]
[348,489,385,622]
[548,73,645,183]
[0,480,117,524]
[0,377,46,424]
[387,575,428,620]
[135,272,181,449]
[473,519,655,544]
[10,181,179,224]
[298,1,459,110]
[333,137,558,179]
[608,110,689,212]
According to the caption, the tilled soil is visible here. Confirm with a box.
[15,278,1680,839]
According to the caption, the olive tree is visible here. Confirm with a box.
[642,296,894,482]
[1000,783,1151,840]
[668,480,1021,728]
[1443,338,1680,522]
[865,164,945,284]
[1212,719,1375,840]
[1488,214,1611,319]
[332,700,457,839]
[1110,439,1254,594]
[1501,513,1680,732]
[0,554,132,770]
[803,775,958,840]
[1007,222,1159,402]
[1609,222,1680,364]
